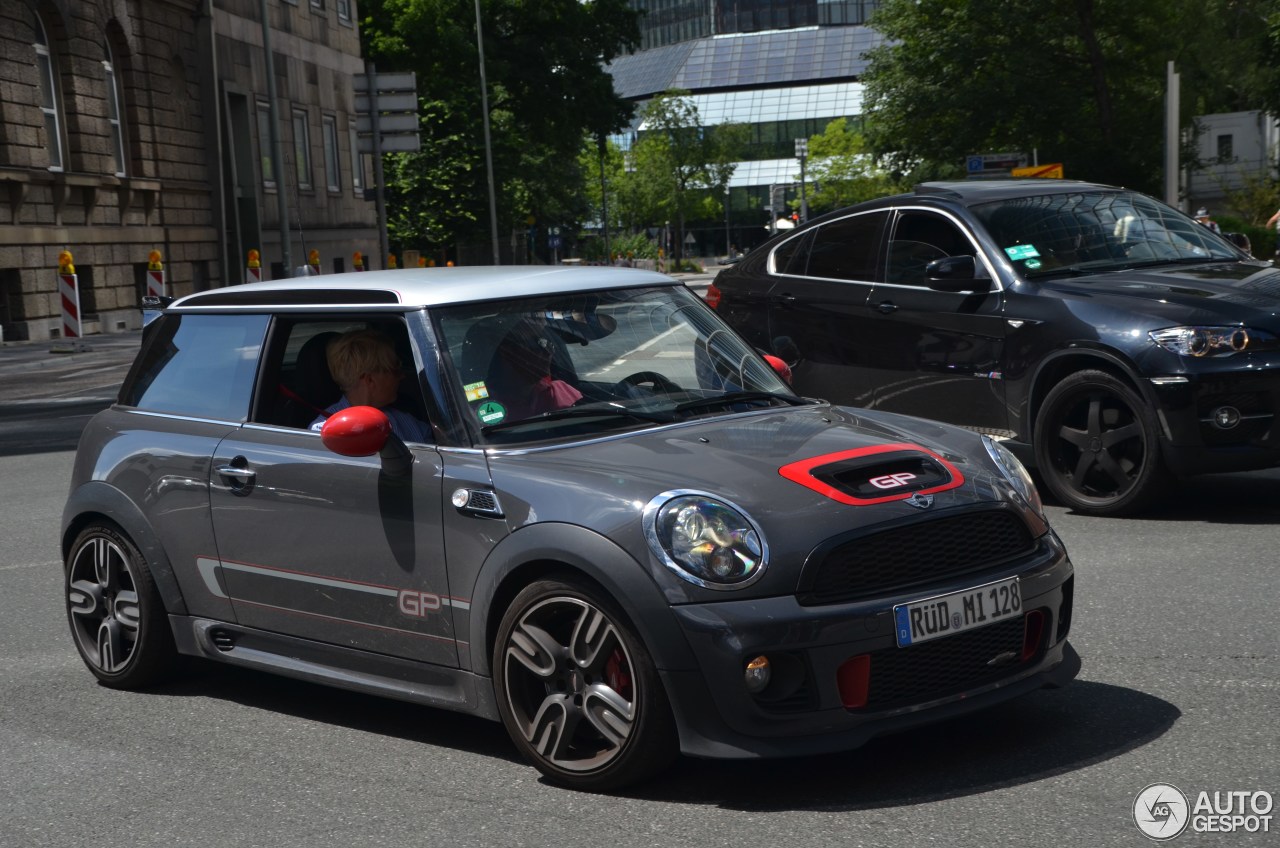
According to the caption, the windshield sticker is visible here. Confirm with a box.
[1024,258,1042,270]
[477,401,506,424]
[1004,244,1041,260]
[464,381,490,402]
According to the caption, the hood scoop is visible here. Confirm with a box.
[779,443,965,505]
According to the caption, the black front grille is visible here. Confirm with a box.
[800,510,1035,606]
[862,615,1033,710]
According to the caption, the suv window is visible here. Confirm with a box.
[804,211,886,282]
[886,211,974,287]
[122,313,269,420]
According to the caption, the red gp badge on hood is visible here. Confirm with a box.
[778,443,965,506]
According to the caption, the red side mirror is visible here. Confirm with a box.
[763,354,793,385]
[321,406,391,456]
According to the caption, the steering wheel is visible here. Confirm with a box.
[614,371,682,397]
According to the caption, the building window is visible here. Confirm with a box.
[31,11,65,171]
[103,46,127,177]
[1216,134,1234,163]
[322,115,341,192]
[349,125,364,193]
[257,101,276,188]
[310,0,325,9]
[337,0,352,22]
[293,109,313,189]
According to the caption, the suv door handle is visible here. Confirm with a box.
[774,292,797,305]
[877,300,898,314]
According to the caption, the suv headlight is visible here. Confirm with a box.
[1149,326,1259,357]
[982,436,1044,516]
[643,491,768,589]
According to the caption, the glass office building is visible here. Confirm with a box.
[608,1,885,251]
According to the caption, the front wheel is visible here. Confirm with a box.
[1033,369,1170,515]
[493,577,677,791]
[65,523,177,688]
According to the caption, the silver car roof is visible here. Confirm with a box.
[168,266,679,310]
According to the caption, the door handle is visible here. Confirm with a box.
[774,292,797,305]
[877,301,898,314]
[216,464,256,495]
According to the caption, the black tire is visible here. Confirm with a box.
[1033,369,1170,515]
[493,577,678,791]
[65,523,177,688]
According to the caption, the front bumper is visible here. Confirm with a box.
[660,532,1077,759]
[1149,365,1280,476]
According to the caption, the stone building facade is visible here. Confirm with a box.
[0,0,378,342]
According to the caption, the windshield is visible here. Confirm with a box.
[970,189,1241,279]
[433,285,799,444]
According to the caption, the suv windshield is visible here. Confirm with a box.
[971,189,1240,279]
[433,285,800,444]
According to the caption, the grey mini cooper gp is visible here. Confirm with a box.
[63,266,1079,791]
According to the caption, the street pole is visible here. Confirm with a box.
[795,137,809,223]
[723,183,731,257]
[598,134,610,263]
[367,61,389,271]
[259,0,291,276]
[475,0,501,264]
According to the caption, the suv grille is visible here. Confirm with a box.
[800,510,1035,605]
[861,615,1034,710]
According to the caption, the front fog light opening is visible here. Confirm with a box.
[744,655,771,693]
[743,652,807,705]
[1211,406,1241,429]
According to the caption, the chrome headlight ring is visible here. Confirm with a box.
[642,489,769,590]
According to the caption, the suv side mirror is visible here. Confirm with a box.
[321,406,412,476]
[925,255,991,292]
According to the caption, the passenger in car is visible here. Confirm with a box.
[486,318,582,420]
[308,329,431,443]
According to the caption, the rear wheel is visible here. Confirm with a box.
[65,523,177,688]
[1033,369,1170,515]
[493,577,677,791]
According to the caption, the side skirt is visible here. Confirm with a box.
[170,615,500,721]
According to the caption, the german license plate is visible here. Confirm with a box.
[893,576,1021,648]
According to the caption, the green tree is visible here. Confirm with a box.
[803,118,902,213]
[631,91,746,265]
[359,0,639,261]
[862,0,1275,195]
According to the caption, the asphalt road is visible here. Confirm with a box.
[1,317,1277,847]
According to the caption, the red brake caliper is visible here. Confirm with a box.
[605,648,632,699]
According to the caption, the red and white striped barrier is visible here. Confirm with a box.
[59,270,82,339]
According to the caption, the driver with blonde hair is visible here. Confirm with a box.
[309,329,431,442]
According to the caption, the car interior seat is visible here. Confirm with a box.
[279,330,341,427]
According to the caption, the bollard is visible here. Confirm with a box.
[147,250,166,299]
[58,249,82,340]
[246,248,262,284]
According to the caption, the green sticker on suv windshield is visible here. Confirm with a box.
[1024,258,1042,270]
[1004,244,1041,260]
[477,401,506,424]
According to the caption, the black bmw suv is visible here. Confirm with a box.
[712,180,1280,515]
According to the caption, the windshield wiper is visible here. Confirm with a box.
[673,391,813,416]
[481,406,676,434]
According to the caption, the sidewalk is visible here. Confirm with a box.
[0,330,142,372]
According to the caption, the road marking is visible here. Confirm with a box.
[0,561,58,571]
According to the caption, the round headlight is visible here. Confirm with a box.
[643,491,768,589]
[982,436,1044,516]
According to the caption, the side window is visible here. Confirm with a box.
[887,211,974,287]
[122,314,269,420]
[805,212,887,282]
[771,230,813,276]
[254,316,432,441]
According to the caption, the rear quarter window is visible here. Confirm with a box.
[121,313,269,420]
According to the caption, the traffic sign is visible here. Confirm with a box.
[355,113,418,134]
[966,152,1028,175]
[1012,163,1064,179]
[353,72,417,93]
[355,93,418,114]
